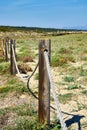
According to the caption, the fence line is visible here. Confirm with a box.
[1,38,67,129]
[11,39,67,129]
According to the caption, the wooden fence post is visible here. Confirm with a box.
[10,39,16,75]
[38,39,51,125]
[5,39,9,62]
[2,39,5,59]
[12,39,16,59]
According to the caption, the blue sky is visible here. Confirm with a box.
[0,0,87,28]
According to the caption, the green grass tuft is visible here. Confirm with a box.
[64,76,75,82]
[34,73,39,80]
[59,93,74,103]
[0,62,10,74]
[67,84,78,90]
[82,90,87,95]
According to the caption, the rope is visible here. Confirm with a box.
[12,44,20,75]
[44,51,67,130]
[27,61,39,99]
[26,60,57,111]
[12,42,39,99]
[12,44,26,80]
[12,43,39,98]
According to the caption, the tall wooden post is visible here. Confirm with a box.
[10,39,16,75]
[2,39,5,59]
[12,39,16,58]
[5,39,9,62]
[38,39,51,125]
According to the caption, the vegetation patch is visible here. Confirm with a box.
[67,84,78,90]
[19,56,34,63]
[64,76,75,82]
[0,104,61,130]
[18,63,32,74]
[80,67,87,76]
[0,77,28,97]
[82,90,87,95]
[82,56,87,61]
[51,54,75,67]
[0,62,10,74]
[34,73,39,80]
[77,102,87,111]
[58,47,72,54]
[58,93,74,103]
[10,103,36,116]
[81,121,87,128]
[3,117,52,130]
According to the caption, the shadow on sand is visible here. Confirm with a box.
[63,112,85,130]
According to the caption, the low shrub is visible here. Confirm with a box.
[18,56,34,63]
[51,54,75,67]
[58,47,72,54]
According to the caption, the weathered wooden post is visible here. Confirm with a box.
[12,39,16,58]
[5,39,9,62]
[38,39,51,125]
[10,39,16,75]
[2,39,5,59]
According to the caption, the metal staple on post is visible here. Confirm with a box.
[44,51,67,130]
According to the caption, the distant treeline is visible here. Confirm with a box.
[0,25,84,33]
